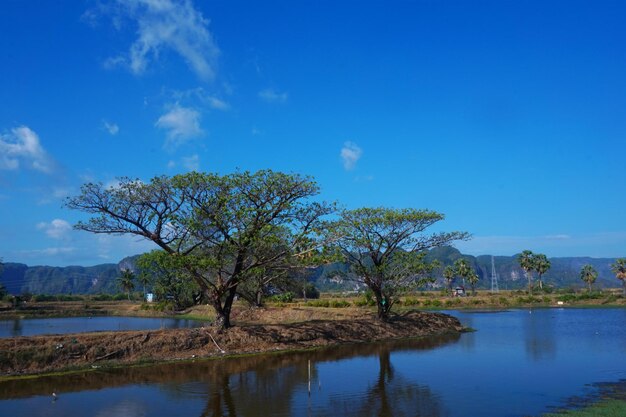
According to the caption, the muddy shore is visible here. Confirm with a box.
[0,310,463,377]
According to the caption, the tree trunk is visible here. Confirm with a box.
[255,289,263,308]
[372,289,390,321]
[211,287,237,330]
[538,276,543,291]
[526,272,533,295]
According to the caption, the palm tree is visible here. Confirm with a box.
[443,266,455,296]
[137,272,152,300]
[466,271,480,296]
[117,269,135,301]
[610,258,626,296]
[453,258,471,288]
[534,254,551,291]
[518,250,535,294]
[580,264,598,292]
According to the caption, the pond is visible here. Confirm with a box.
[0,308,625,417]
[0,316,209,338]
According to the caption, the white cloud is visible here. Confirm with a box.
[207,96,230,110]
[167,160,176,169]
[155,104,203,147]
[0,126,54,173]
[169,87,230,110]
[103,121,120,135]
[37,219,72,240]
[181,154,200,171]
[96,0,219,81]
[340,141,363,171]
[258,88,288,103]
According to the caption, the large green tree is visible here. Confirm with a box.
[611,258,626,296]
[327,207,469,320]
[137,250,202,309]
[518,250,536,294]
[580,264,598,291]
[66,170,333,329]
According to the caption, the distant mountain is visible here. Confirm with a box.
[0,256,139,295]
[0,249,622,295]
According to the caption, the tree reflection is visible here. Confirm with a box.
[323,347,446,417]
[0,333,460,417]
[524,310,556,361]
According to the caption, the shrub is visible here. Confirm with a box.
[331,300,351,308]
[268,292,294,303]
[403,297,420,306]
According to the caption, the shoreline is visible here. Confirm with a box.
[0,310,463,379]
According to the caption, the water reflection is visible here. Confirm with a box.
[11,318,22,337]
[326,347,445,417]
[524,310,556,361]
[0,333,460,417]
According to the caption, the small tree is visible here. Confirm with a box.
[518,250,535,294]
[118,269,135,301]
[611,258,626,296]
[534,253,551,291]
[466,271,480,295]
[137,272,152,299]
[443,266,455,296]
[453,259,471,288]
[580,264,598,292]
[327,207,469,320]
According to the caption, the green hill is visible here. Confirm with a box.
[0,250,622,295]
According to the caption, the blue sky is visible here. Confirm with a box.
[1,0,625,266]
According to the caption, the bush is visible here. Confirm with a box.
[305,300,329,308]
[331,300,351,308]
[403,297,420,306]
[267,292,294,303]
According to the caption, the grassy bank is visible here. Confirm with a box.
[0,290,624,322]
[0,310,463,377]
[543,400,626,416]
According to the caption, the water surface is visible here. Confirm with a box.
[1,308,624,417]
[0,316,209,338]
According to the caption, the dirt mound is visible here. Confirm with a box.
[0,310,463,377]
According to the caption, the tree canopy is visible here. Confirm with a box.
[326,207,469,320]
[580,264,598,291]
[66,170,334,328]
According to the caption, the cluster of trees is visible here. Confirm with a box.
[66,170,468,328]
[518,250,626,294]
[442,259,479,296]
[517,250,551,293]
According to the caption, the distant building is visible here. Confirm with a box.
[146,293,154,303]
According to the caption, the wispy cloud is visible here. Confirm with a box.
[93,0,220,81]
[37,219,72,240]
[181,154,200,171]
[103,120,119,135]
[340,141,362,171]
[456,232,626,258]
[155,104,204,147]
[0,126,55,173]
[258,88,288,104]
[169,87,230,110]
